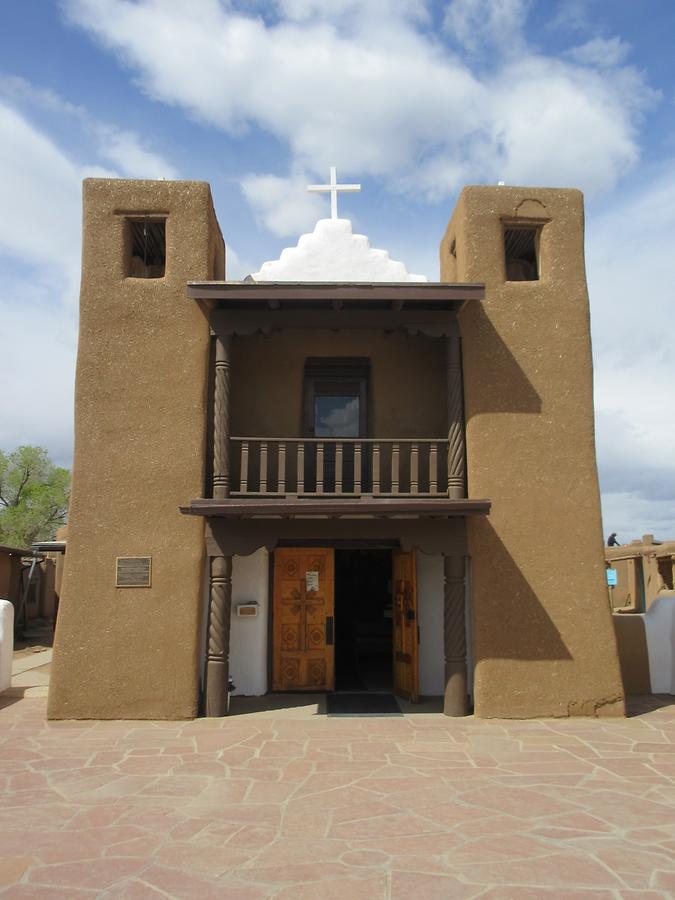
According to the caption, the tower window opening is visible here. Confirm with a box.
[127,216,166,278]
[504,226,539,281]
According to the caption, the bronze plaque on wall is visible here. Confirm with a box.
[116,556,152,588]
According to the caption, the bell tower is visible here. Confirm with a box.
[49,179,225,720]
[441,186,624,718]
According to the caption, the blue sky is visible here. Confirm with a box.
[1,0,674,541]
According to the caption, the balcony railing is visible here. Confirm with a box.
[229,437,450,498]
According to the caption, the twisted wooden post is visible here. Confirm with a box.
[446,330,466,499]
[204,335,233,715]
[204,554,233,717]
[443,555,467,716]
[213,334,231,499]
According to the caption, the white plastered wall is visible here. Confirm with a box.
[417,553,445,695]
[229,549,269,696]
[0,599,14,693]
[644,593,675,694]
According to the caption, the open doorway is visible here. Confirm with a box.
[334,549,392,692]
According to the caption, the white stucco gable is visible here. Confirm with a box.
[251,218,427,282]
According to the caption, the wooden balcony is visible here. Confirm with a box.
[229,437,451,498]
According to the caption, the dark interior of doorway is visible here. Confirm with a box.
[335,549,392,692]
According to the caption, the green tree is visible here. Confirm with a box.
[0,446,70,547]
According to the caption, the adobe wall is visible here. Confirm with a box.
[231,330,447,438]
[613,614,651,694]
[48,179,224,719]
[441,186,625,717]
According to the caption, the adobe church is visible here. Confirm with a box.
[47,173,625,720]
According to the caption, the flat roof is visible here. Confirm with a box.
[187,281,484,311]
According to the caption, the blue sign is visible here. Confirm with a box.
[606,568,618,586]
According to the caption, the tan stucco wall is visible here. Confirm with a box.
[612,614,651,694]
[231,330,446,438]
[48,179,224,719]
[441,186,624,717]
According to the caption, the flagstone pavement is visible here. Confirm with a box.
[2,694,675,899]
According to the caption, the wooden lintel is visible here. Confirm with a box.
[181,497,491,519]
[187,281,485,304]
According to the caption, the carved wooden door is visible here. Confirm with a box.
[273,548,335,691]
[393,549,419,701]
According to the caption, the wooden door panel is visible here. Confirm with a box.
[393,549,419,702]
[273,548,334,691]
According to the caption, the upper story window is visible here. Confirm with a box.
[504,225,539,281]
[304,358,369,438]
[126,216,166,278]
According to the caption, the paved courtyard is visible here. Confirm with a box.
[1,693,675,899]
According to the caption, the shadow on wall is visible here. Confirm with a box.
[613,612,651,695]
[471,520,571,661]
[461,307,542,417]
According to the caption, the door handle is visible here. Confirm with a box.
[326,616,334,645]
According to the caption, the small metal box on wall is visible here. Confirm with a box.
[235,602,259,618]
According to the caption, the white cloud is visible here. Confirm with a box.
[63,0,657,232]
[0,102,83,295]
[0,75,179,184]
[279,0,430,26]
[0,270,77,468]
[546,0,595,35]
[0,87,179,465]
[567,36,631,68]
[223,243,256,280]
[586,163,675,537]
[599,491,674,545]
[93,126,179,179]
[444,0,532,54]
[485,57,650,192]
[241,169,325,237]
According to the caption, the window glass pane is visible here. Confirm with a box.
[314,395,360,437]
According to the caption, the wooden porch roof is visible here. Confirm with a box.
[186,281,485,311]
[180,497,491,519]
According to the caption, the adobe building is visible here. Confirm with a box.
[607,534,675,612]
[48,175,625,720]
[608,535,675,696]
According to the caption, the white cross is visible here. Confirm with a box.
[307,166,361,220]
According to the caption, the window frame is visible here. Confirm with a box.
[303,358,369,438]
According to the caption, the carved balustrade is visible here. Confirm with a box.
[228,437,454,498]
